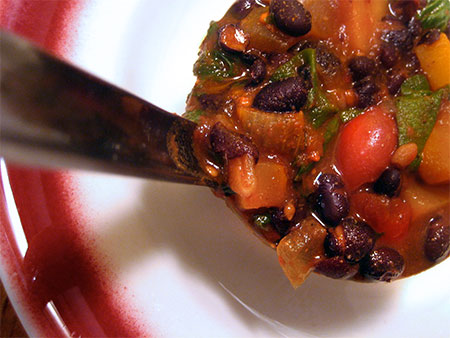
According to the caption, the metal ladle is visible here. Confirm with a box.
[0,30,214,187]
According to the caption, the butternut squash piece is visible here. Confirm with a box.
[304,0,388,54]
[419,100,450,184]
[228,154,257,198]
[415,33,450,91]
[277,217,326,288]
[402,175,450,221]
[237,157,288,210]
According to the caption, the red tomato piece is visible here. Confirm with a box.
[352,192,411,241]
[336,107,398,191]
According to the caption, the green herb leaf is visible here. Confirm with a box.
[206,21,219,38]
[396,76,444,170]
[400,74,431,96]
[271,51,306,82]
[304,49,338,128]
[183,109,205,123]
[294,162,315,182]
[307,89,338,128]
[418,0,450,31]
[194,50,239,81]
[253,214,271,230]
[324,115,340,146]
[221,185,236,196]
[339,107,363,123]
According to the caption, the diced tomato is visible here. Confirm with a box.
[352,192,411,241]
[336,107,398,191]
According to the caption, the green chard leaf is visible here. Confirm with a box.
[294,162,315,182]
[253,214,271,230]
[271,48,337,128]
[400,74,431,96]
[307,89,338,128]
[194,50,239,81]
[303,49,338,128]
[396,75,444,170]
[206,21,219,38]
[339,107,363,123]
[183,109,205,123]
[271,51,306,82]
[323,115,340,146]
[221,185,236,197]
[417,0,450,31]
[441,84,450,99]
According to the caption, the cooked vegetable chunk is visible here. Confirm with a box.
[419,100,450,184]
[415,33,450,90]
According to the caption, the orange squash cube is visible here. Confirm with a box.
[419,100,450,185]
[415,33,450,90]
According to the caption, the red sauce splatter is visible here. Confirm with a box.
[0,1,149,336]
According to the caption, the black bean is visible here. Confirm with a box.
[314,174,349,227]
[354,76,379,108]
[360,247,405,282]
[218,24,249,53]
[382,29,414,52]
[316,45,341,75]
[317,173,345,190]
[390,0,419,23]
[373,167,402,197]
[418,29,441,46]
[314,257,358,279]
[348,56,376,81]
[324,231,342,257]
[408,17,423,38]
[405,51,421,72]
[297,65,313,89]
[341,218,377,263]
[228,0,256,20]
[249,58,267,85]
[380,43,399,69]
[210,122,259,161]
[425,216,450,262]
[288,40,316,53]
[382,14,402,24]
[317,203,345,228]
[387,73,406,96]
[240,51,259,65]
[270,0,312,37]
[252,77,309,112]
[268,53,291,67]
[270,208,292,236]
[198,94,223,111]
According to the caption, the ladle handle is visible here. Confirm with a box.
[0,30,212,186]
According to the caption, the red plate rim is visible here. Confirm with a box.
[0,1,148,336]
